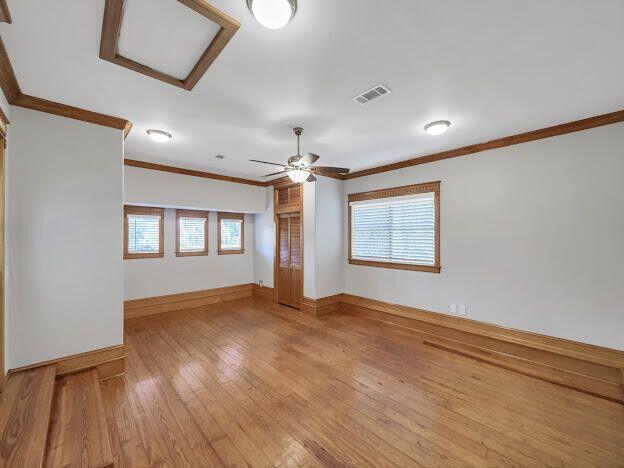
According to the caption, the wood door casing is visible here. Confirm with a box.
[0,135,5,389]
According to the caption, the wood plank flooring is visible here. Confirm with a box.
[45,369,114,468]
[0,365,56,467]
[102,298,624,467]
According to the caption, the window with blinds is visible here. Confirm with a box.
[348,182,440,272]
[176,210,209,256]
[128,215,161,253]
[218,213,245,254]
[179,217,206,252]
[124,206,164,259]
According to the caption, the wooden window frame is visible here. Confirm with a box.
[124,205,165,259]
[348,181,441,273]
[175,209,209,257]
[217,212,245,255]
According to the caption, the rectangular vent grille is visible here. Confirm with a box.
[353,84,392,105]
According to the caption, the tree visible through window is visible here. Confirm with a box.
[176,210,209,257]
[218,213,245,254]
[124,206,164,259]
[128,215,161,252]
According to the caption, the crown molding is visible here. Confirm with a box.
[0,34,133,136]
[0,0,11,24]
[345,110,624,179]
[124,158,270,187]
[13,94,131,134]
[0,35,20,103]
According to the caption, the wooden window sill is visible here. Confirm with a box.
[218,249,244,255]
[348,258,441,273]
[176,251,208,257]
[124,252,164,260]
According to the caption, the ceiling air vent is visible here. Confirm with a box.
[353,84,392,105]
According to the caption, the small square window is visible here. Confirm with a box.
[218,213,245,254]
[176,210,209,257]
[124,206,164,259]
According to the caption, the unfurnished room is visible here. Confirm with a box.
[0,0,622,466]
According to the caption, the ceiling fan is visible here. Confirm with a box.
[250,127,350,183]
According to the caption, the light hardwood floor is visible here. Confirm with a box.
[102,298,624,467]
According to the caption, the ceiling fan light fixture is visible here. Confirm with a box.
[424,120,451,136]
[287,168,309,183]
[247,0,296,29]
[146,129,172,143]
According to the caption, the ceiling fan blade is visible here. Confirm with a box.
[300,153,320,166]
[305,173,317,182]
[263,170,287,177]
[249,159,287,167]
[311,166,351,174]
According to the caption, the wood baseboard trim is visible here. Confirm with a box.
[125,283,254,319]
[253,284,274,302]
[340,294,624,368]
[339,295,624,403]
[302,294,343,317]
[9,344,126,382]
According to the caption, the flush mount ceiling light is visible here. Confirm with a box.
[246,0,297,29]
[146,129,172,143]
[424,120,451,136]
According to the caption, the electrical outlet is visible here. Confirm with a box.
[449,304,457,315]
[458,305,467,316]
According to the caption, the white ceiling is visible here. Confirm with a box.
[2,0,624,180]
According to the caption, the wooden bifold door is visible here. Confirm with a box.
[274,184,303,310]
[277,213,302,308]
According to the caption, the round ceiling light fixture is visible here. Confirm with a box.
[246,0,297,29]
[424,120,451,136]
[146,129,172,143]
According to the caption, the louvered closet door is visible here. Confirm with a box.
[277,214,303,309]
[278,216,292,306]
[288,214,302,307]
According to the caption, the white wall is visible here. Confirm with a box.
[253,187,274,288]
[7,108,124,369]
[314,177,344,298]
[124,167,261,300]
[124,165,267,213]
[303,183,316,298]
[124,210,254,300]
[343,123,624,350]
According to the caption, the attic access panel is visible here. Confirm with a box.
[100,0,240,90]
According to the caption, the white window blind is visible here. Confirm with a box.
[179,217,206,252]
[350,192,436,265]
[220,219,242,250]
[127,214,160,253]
